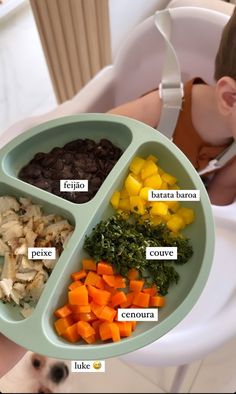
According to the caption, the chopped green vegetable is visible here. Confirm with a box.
[83,214,193,295]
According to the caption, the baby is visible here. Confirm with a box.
[108,7,236,206]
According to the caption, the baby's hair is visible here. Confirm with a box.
[214,6,236,81]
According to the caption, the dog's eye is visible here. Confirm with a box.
[32,358,41,369]
[31,353,46,370]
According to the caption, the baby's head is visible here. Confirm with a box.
[214,6,236,139]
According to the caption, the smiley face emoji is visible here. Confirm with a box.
[93,361,102,370]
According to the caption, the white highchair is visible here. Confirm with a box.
[1,0,236,392]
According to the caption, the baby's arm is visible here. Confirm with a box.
[107,90,162,128]
[207,157,236,206]
[0,334,26,378]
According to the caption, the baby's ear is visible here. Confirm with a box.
[216,76,236,115]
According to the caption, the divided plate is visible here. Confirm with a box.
[0,114,215,360]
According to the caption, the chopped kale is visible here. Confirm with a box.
[83,213,193,295]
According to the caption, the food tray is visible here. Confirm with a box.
[0,114,215,360]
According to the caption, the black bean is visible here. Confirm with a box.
[18,138,123,203]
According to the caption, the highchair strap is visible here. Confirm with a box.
[154,9,183,140]
[154,8,236,175]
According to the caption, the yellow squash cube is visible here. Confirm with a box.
[144,174,162,189]
[162,172,177,186]
[129,156,145,175]
[120,188,129,199]
[150,202,168,216]
[167,214,185,232]
[139,187,152,201]
[146,154,158,163]
[177,207,195,224]
[118,198,130,211]
[125,174,142,196]
[140,160,158,180]
[110,191,120,209]
[166,201,180,213]
[130,196,146,215]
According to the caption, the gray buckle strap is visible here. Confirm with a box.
[154,9,184,140]
[198,141,236,175]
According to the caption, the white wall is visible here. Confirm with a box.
[109,0,170,58]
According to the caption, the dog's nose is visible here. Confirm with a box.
[49,363,69,384]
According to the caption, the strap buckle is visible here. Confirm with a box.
[159,82,184,109]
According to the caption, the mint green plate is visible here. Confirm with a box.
[0,114,215,360]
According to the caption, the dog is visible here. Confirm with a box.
[0,352,72,393]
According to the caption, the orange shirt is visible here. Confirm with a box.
[173,78,232,171]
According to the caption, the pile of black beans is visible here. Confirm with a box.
[19,138,123,203]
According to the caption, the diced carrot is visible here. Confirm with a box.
[116,322,132,337]
[96,276,105,289]
[133,292,150,307]
[109,322,121,342]
[99,306,117,323]
[76,321,95,338]
[68,280,83,291]
[114,275,126,289]
[90,301,105,318]
[149,295,165,307]
[87,285,97,298]
[99,322,112,341]
[84,271,102,287]
[127,268,139,280]
[129,280,144,293]
[92,320,101,339]
[131,321,137,331]
[74,305,91,313]
[54,304,72,319]
[71,270,87,281]
[120,292,134,308]
[62,323,80,343]
[54,316,74,336]
[83,334,96,344]
[97,262,114,276]
[103,284,117,296]
[111,291,127,307]
[68,285,89,305]
[92,288,111,306]
[102,274,115,287]
[82,258,97,271]
[79,312,97,322]
[143,286,157,296]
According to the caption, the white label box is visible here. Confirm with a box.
[118,308,158,321]
[148,189,200,201]
[71,360,105,373]
[28,247,56,260]
[146,247,177,260]
[60,180,88,192]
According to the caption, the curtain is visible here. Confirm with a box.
[30,0,111,103]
